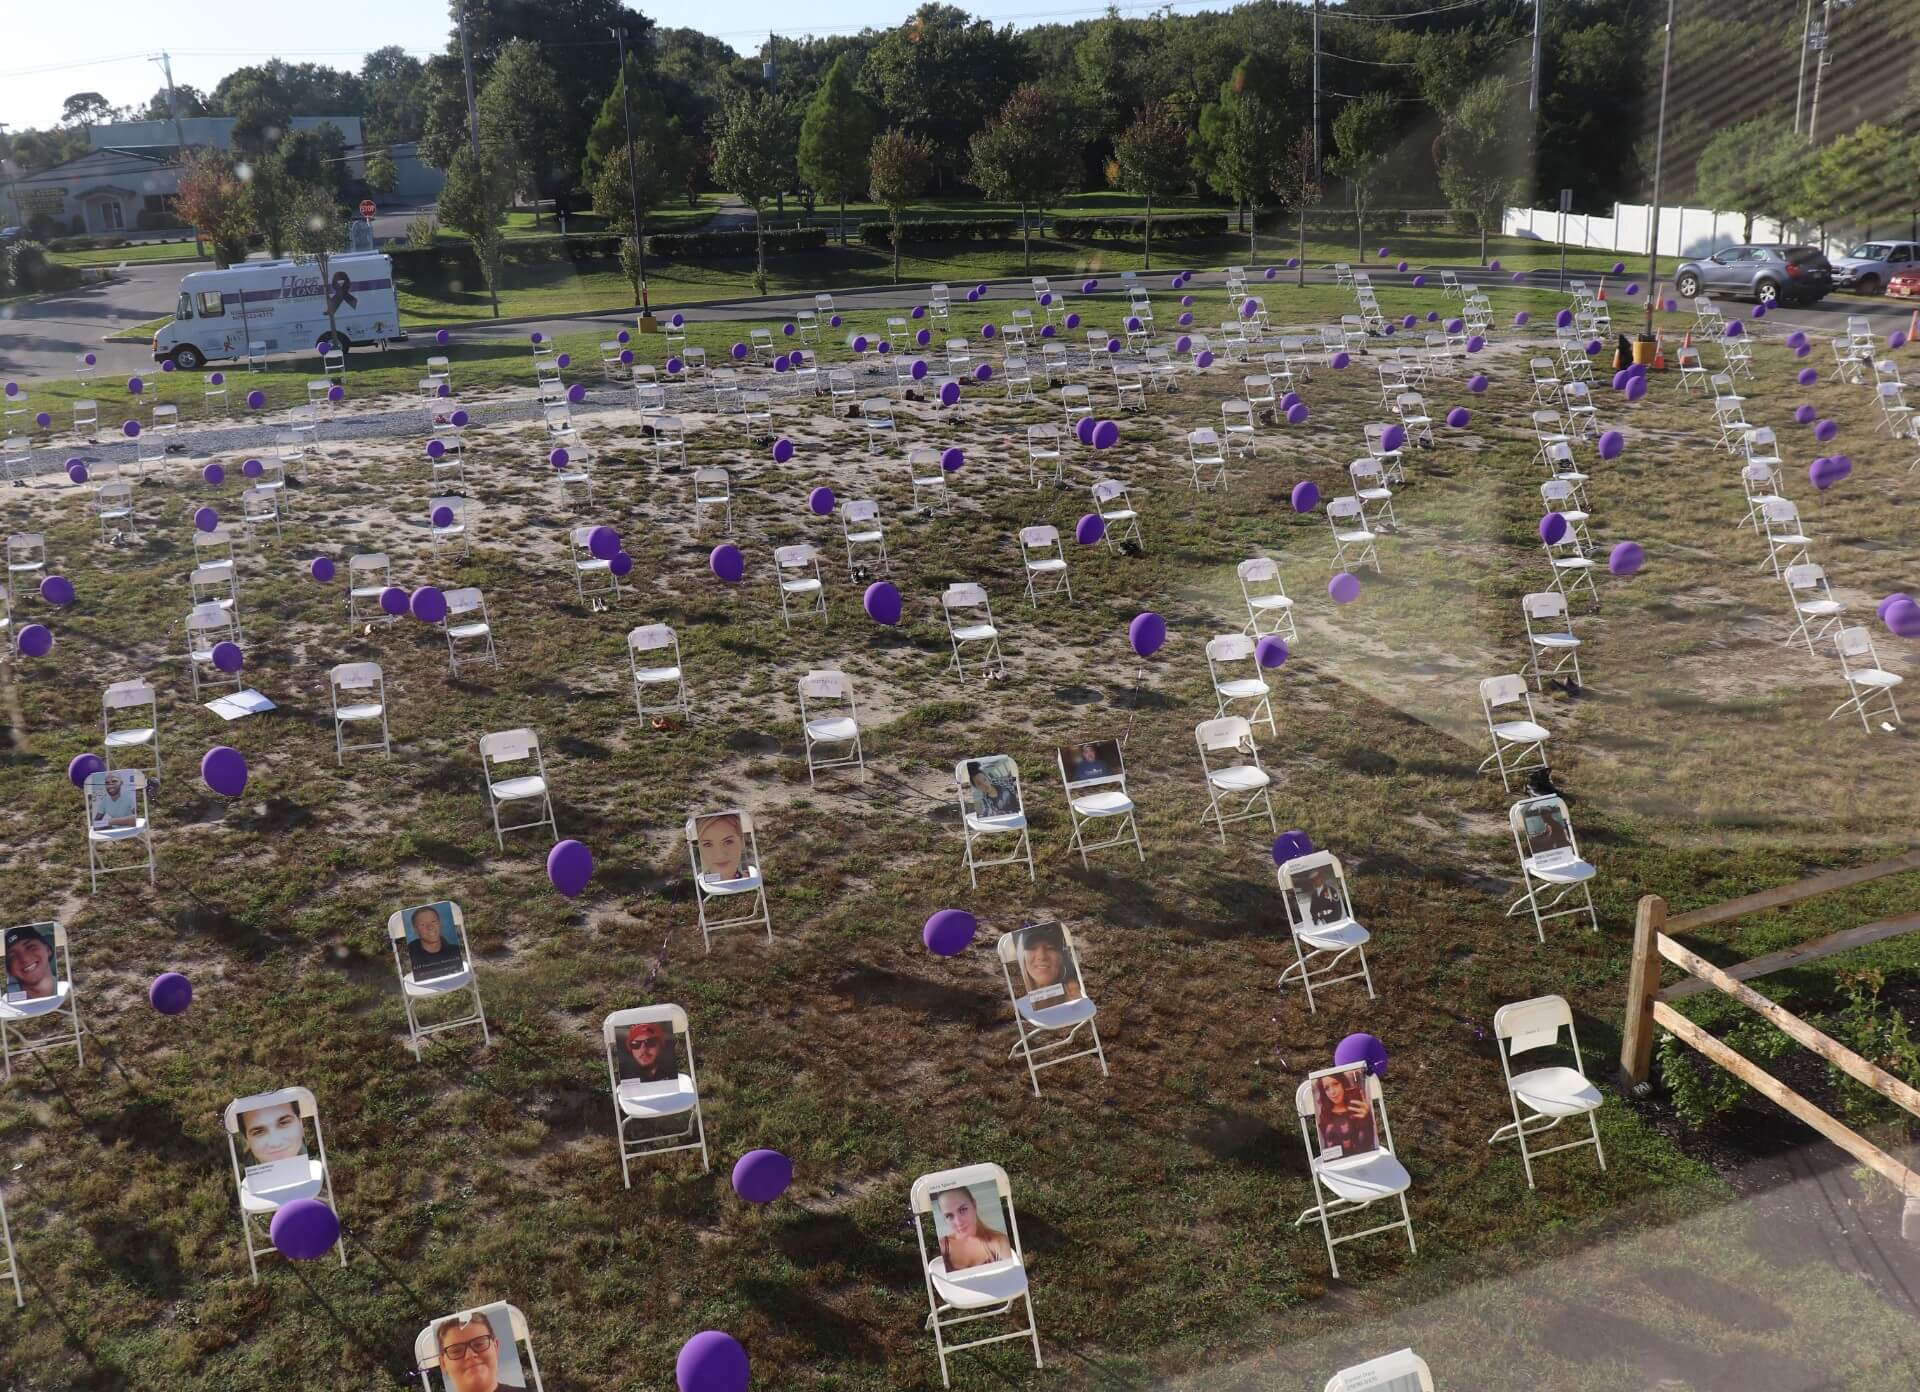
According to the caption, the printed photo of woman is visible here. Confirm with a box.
[694,812,754,883]
[1014,922,1083,1006]
[933,1184,1014,1272]
[1312,1064,1379,1159]
[964,759,1021,819]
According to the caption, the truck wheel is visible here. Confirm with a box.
[170,344,205,371]
[1676,273,1699,298]
[331,332,352,356]
[1855,275,1882,295]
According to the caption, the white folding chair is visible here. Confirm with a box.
[103,679,160,776]
[479,728,557,847]
[1529,356,1562,405]
[1478,674,1550,791]
[1060,384,1093,438]
[1195,715,1277,843]
[570,525,622,610]
[1,436,31,485]
[346,552,391,625]
[1113,360,1146,413]
[627,623,689,723]
[910,1163,1043,1389]
[1221,398,1256,456]
[1293,1064,1414,1278]
[1326,1349,1434,1392]
[908,448,950,511]
[1027,425,1063,489]
[651,413,686,467]
[1276,849,1375,1011]
[841,499,888,576]
[1327,497,1380,574]
[686,809,773,950]
[239,485,281,541]
[0,922,85,1080]
[1490,994,1606,1187]
[1507,794,1599,939]
[1091,479,1142,553]
[1393,392,1435,449]
[82,769,155,891]
[1781,563,1844,656]
[955,756,1033,885]
[1003,355,1035,403]
[1540,478,1591,554]
[329,661,392,764]
[386,901,489,1060]
[828,369,857,413]
[602,1005,710,1185]
[205,372,229,411]
[1532,410,1572,466]
[1204,633,1276,731]
[1542,533,1599,605]
[442,587,498,673]
[862,397,896,455]
[1187,427,1227,491]
[1522,590,1582,690]
[1056,742,1143,867]
[691,467,733,535]
[1018,525,1070,605]
[72,399,98,437]
[1237,557,1298,642]
[1349,459,1397,531]
[798,669,865,784]
[1674,345,1708,394]
[1877,380,1914,439]
[1758,497,1813,578]
[186,601,242,700]
[223,1086,346,1281]
[5,534,46,601]
[1832,625,1903,732]
[92,482,138,541]
[774,544,827,628]
[428,493,469,558]
[943,583,1004,678]
[997,922,1105,1095]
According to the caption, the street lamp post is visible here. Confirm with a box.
[1642,0,1676,340]
[611,24,649,317]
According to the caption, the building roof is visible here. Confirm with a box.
[8,147,177,184]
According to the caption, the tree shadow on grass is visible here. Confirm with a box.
[734,1275,889,1362]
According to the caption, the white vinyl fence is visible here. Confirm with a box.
[1504,203,1859,261]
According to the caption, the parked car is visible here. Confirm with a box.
[1672,244,1834,307]
[1831,241,1917,295]
[0,227,23,242]
[1889,267,1920,300]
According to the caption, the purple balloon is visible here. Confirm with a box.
[85,353,96,366]
[1513,272,1527,283]
[1092,419,1120,450]
[731,1149,793,1204]
[1128,611,1166,657]
[1178,312,1193,328]
[1039,324,1055,339]
[1328,572,1361,604]
[127,376,144,395]
[1876,593,1912,624]
[209,371,225,385]
[1065,312,1081,330]
[1611,370,1628,391]
[923,908,976,957]
[1286,402,1309,426]
[934,446,964,473]
[1890,331,1909,351]
[808,486,835,515]
[1447,318,1464,334]
[327,384,344,403]
[39,575,75,607]
[1793,342,1811,358]
[148,972,192,1015]
[1813,419,1838,443]
[1255,635,1289,668]
[974,363,994,382]
[194,506,219,533]
[966,289,979,302]
[1885,599,1920,639]
[1597,430,1624,459]
[1809,455,1851,491]
[1402,315,1417,329]
[568,384,586,404]
[1663,298,1678,313]
[773,354,789,372]
[247,389,266,409]
[269,1198,340,1260]
[36,412,51,428]
[1272,829,1314,865]
[666,357,684,375]
[556,353,571,368]
[201,744,248,797]
[1331,352,1351,370]
[1075,416,1097,445]
[1082,279,1099,294]
[1625,283,1639,296]
[672,313,685,327]
[1539,512,1568,545]
[709,544,745,583]
[1608,541,1645,576]
[677,1330,750,1392]
[437,382,451,397]
[772,437,795,464]
[1040,292,1054,306]
[981,323,997,340]
[1412,275,1427,287]
[1,382,13,397]
[731,342,748,360]
[410,585,448,623]
[549,448,570,469]
[1377,247,1390,258]
[1585,339,1602,355]
[432,505,455,527]
[1468,374,1489,394]
[426,439,446,459]
[916,328,932,347]
[975,283,987,296]
[1797,368,1818,386]
[1287,257,1300,268]
[1446,406,1470,428]
[1105,337,1122,354]
[939,381,961,407]
[1240,299,1257,320]
[16,624,51,658]
[876,341,891,355]
[1514,311,1530,326]
[1380,424,1406,453]
[1625,375,1647,401]
[850,335,868,354]
[1334,1032,1389,1078]
[1175,334,1192,354]
[829,314,843,327]
[1725,321,1744,339]
[1180,294,1195,308]
[863,580,903,625]
[1466,335,1486,354]
[1396,260,1408,273]
[310,556,335,582]
[436,329,451,346]
[378,586,408,617]
[911,358,929,379]
[1075,512,1106,545]
[531,332,544,344]
[1267,267,1279,279]
[202,462,225,486]
[610,551,633,578]
[547,839,594,897]
[588,526,620,561]
[1125,317,1141,333]
[210,640,244,674]
[122,420,140,439]
[783,321,796,334]
[68,752,105,788]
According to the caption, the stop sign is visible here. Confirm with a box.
[358,200,376,217]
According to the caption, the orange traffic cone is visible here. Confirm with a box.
[1908,309,1918,346]
[1596,275,1607,302]
[1654,330,1667,371]
[1681,329,1691,351]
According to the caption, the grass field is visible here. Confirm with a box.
[3,281,1919,1389]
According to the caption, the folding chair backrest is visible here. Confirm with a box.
[481,728,538,766]
[602,1002,689,1049]
[1293,1061,1381,1121]
[1761,497,1801,529]
[1019,525,1059,552]
[1493,993,1575,1054]
[799,669,850,701]
[223,1084,319,1136]
[1238,557,1279,586]
[774,544,817,572]
[910,1161,1013,1215]
[1195,714,1254,753]
[1523,591,1569,624]
[1092,479,1128,506]
[1189,427,1221,453]
[187,601,232,637]
[843,499,879,526]
[1481,673,1529,710]
[445,586,484,619]
[1059,740,1125,789]
[1205,633,1255,665]
[944,582,988,612]
[1323,1349,1434,1392]
[1328,496,1364,523]
[1782,563,1826,594]
[628,623,676,656]
[104,678,155,711]
[1836,625,1879,666]
[332,661,381,694]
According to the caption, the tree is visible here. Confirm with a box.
[60,93,117,129]
[364,150,400,196]
[592,141,669,304]
[283,184,350,357]
[476,40,573,223]
[140,84,209,122]
[360,47,429,146]
[868,129,932,282]
[1111,101,1190,270]
[710,90,793,297]
[1693,116,1794,243]
[438,146,511,317]
[798,54,875,247]
[967,86,1081,273]
[858,4,1028,182]
[1272,127,1321,287]
[1327,90,1398,259]
[1197,57,1287,259]
[416,56,473,172]
[175,150,256,267]
[1436,77,1525,264]
[1810,123,1914,242]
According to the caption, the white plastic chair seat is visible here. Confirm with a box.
[1769,531,1813,548]
[1296,917,1370,952]
[1313,1149,1411,1204]
[698,868,763,896]
[1216,677,1270,700]
[1849,668,1903,690]
[965,811,1026,834]
[1796,599,1843,618]
[1249,594,1294,612]
[952,623,998,643]
[490,774,548,801]
[1556,508,1590,525]
[1070,789,1133,818]
[634,663,683,685]
[1016,995,1097,1029]
[1508,1065,1603,1117]
[335,701,384,723]
[1551,557,1593,573]
[403,965,474,997]
[1334,527,1376,545]
[1493,719,1550,744]
[1533,633,1580,649]
[805,715,859,742]
[845,528,884,545]
[1207,765,1271,793]
[576,558,611,575]
[447,621,490,641]
[239,1160,327,1213]
[1525,849,1595,883]
[350,585,385,602]
[105,727,156,750]
[781,578,823,595]
[1026,558,1067,574]
[0,983,69,1022]
[1355,486,1392,503]
[616,1074,699,1120]
[928,1256,1029,1310]
[90,821,148,843]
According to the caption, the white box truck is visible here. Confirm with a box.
[152,252,406,369]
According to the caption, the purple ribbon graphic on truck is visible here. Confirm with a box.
[326,271,358,314]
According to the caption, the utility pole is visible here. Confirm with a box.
[1311,0,1321,173]
[1806,0,1837,145]
[1642,0,1675,342]
[152,52,203,257]
[456,6,497,318]
[611,23,649,315]
[1792,0,1816,133]
[1528,0,1542,112]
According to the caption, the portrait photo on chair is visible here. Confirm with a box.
[1011,921,1083,1008]
[930,1180,1015,1272]
[238,1097,310,1174]
[1311,1063,1379,1160]
[4,924,60,1002]
[693,811,755,883]
[1059,738,1121,783]
[1292,864,1346,928]
[84,770,139,828]
[962,757,1022,818]
[429,1303,528,1392]
[1519,798,1574,856]
[401,901,468,983]
[615,1018,680,1085]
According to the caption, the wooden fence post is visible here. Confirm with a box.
[1619,893,1666,1091]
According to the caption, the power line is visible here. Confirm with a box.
[1327,0,1496,21]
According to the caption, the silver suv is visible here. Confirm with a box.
[1672,244,1834,307]
[1830,241,1916,295]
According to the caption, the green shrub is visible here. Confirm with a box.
[1656,1012,1794,1127]
[405,215,438,250]
[4,240,83,293]
[856,218,1019,247]
[1049,214,1229,242]
[643,227,827,259]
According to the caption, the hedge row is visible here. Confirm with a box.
[643,227,827,258]
[387,226,827,275]
[857,218,1021,247]
[1049,214,1230,241]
